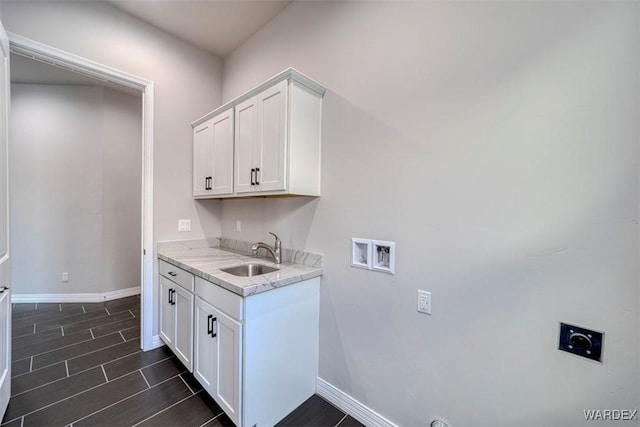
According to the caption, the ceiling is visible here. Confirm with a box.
[10,0,292,92]
[108,0,293,57]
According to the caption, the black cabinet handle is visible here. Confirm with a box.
[251,168,255,186]
[211,316,217,338]
[255,168,260,185]
[204,176,212,190]
[168,288,172,304]
[169,289,176,305]
[207,314,213,335]
[168,271,177,277]
[209,177,213,190]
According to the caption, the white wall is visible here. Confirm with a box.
[10,83,141,295]
[0,0,224,330]
[218,2,640,426]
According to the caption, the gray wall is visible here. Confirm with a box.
[0,0,224,330]
[11,83,141,295]
[216,2,640,426]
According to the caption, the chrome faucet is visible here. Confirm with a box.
[251,232,282,264]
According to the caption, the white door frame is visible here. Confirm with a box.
[7,32,157,351]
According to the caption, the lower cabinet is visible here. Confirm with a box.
[194,275,320,427]
[159,276,194,371]
[194,297,242,425]
[159,258,320,427]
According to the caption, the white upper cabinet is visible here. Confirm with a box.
[192,68,325,199]
[192,109,234,197]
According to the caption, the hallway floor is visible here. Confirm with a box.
[2,295,363,427]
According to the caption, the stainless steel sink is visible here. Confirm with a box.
[220,263,279,277]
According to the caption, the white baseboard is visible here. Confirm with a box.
[316,377,398,427]
[12,286,141,303]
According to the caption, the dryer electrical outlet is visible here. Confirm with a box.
[558,322,603,362]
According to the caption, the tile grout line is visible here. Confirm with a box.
[61,326,65,337]
[107,356,176,384]
[119,331,126,341]
[101,364,109,383]
[65,360,69,377]
[32,324,36,334]
[10,349,163,397]
[13,329,126,365]
[129,309,135,318]
[10,362,94,398]
[14,304,138,334]
[59,304,62,312]
[20,416,24,427]
[2,370,134,424]
[139,369,151,388]
[335,413,348,427]
[11,335,140,385]
[104,307,111,316]
[132,390,206,427]
[12,331,153,384]
[36,310,134,334]
[198,413,224,427]
[178,374,195,395]
[89,328,95,339]
[69,372,188,427]
[29,356,33,373]
[82,306,86,314]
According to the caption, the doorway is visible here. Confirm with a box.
[8,33,155,351]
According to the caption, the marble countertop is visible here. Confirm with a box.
[157,243,323,297]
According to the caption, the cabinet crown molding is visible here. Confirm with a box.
[191,67,325,128]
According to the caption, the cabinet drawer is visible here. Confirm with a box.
[195,277,243,321]
[159,259,194,292]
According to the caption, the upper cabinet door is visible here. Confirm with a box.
[255,80,287,193]
[193,110,234,197]
[210,109,234,196]
[234,96,258,194]
[193,119,213,197]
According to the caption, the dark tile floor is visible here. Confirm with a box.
[2,295,363,427]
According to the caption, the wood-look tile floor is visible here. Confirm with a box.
[1,296,364,427]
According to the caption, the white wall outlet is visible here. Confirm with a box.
[236,220,242,232]
[62,272,69,282]
[178,219,191,232]
[351,238,372,270]
[417,290,431,314]
[372,240,396,274]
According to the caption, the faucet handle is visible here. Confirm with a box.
[269,232,281,248]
